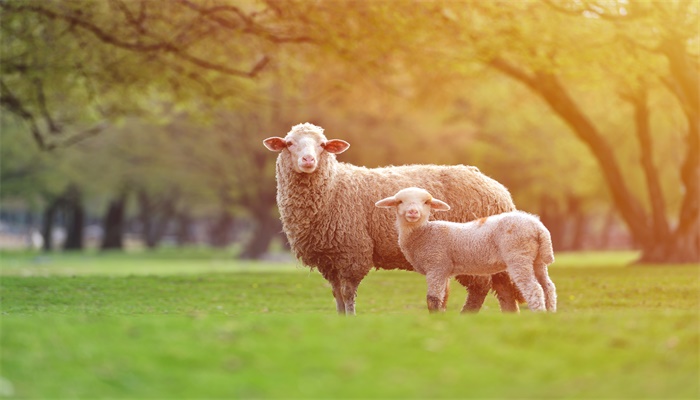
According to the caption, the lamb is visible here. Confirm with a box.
[376,187,556,313]
[263,122,523,315]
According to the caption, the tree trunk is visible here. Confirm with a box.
[101,189,129,250]
[63,185,84,250]
[239,211,282,259]
[599,209,617,249]
[539,196,566,252]
[626,87,671,240]
[175,210,195,247]
[209,211,234,248]
[637,232,700,264]
[491,59,700,263]
[566,196,587,251]
[137,188,178,249]
[41,197,60,252]
[637,35,699,263]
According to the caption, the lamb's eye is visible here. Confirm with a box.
[286,142,294,147]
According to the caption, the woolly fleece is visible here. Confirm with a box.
[378,187,557,313]
[265,123,521,315]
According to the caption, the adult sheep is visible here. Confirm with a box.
[263,123,522,315]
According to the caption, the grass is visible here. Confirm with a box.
[1,250,698,399]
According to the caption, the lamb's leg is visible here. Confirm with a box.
[440,277,451,311]
[534,262,557,312]
[426,272,449,313]
[455,275,489,313]
[491,272,521,313]
[506,258,545,312]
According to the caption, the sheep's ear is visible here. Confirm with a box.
[263,137,288,152]
[430,198,451,211]
[375,196,399,208]
[322,139,350,154]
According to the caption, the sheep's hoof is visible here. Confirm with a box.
[426,295,442,313]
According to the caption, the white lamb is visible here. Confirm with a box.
[376,187,557,313]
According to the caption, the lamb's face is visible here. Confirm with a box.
[375,187,451,225]
[263,123,350,174]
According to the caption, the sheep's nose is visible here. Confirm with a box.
[301,155,315,164]
[406,209,419,217]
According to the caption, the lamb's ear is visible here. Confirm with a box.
[263,137,287,152]
[375,196,399,208]
[322,139,350,154]
[430,198,451,211]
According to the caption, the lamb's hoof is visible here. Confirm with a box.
[427,295,442,313]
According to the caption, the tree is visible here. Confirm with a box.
[0,0,306,150]
[483,1,698,262]
[274,0,698,263]
[3,0,695,263]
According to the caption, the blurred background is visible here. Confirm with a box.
[1,0,697,263]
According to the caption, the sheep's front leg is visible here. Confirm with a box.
[319,267,345,314]
[340,273,366,316]
[426,272,449,313]
[331,280,346,314]
[441,277,451,310]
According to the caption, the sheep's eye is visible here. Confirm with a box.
[286,142,294,147]
[425,200,430,205]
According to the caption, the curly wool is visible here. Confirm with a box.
[273,124,521,312]
[398,209,557,312]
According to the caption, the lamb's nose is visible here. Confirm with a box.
[301,155,315,164]
[407,209,419,216]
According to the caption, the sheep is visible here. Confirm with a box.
[376,187,556,313]
[263,122,523,315]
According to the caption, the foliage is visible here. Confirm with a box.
[1,0,696,260]
[276,0,699,261]
[1,251,698,398]
[0,0,297,149]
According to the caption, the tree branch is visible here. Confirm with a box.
[3,2,269,78]
[176,0,315,44]
[620,86,671,239]
[33,78,60,134]
[543,0,650,21]
[52,121,109,150]
[489,58,654,246]
[1,80,49,150]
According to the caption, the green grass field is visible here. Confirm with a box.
[1,250,698,399]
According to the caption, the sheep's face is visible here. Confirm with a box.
[263,123,349,174]
[375,187,450,225]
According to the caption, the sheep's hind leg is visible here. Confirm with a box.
[534,262,557,312]
[455,275,489,313]
[491,272,521,313]
[505,258,545,312]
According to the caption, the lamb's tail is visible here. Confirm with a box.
[537,224,555,265]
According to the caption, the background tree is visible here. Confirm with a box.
[273,0,697,263]
[0,0,300,149]
[2,0,695,263]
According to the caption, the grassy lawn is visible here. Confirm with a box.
[1,250,698,399]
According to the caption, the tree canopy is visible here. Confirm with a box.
[1,0,697,262]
